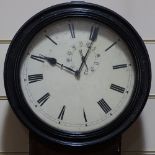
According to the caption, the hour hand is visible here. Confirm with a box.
[40,55,77,75]
[40,55,57,66]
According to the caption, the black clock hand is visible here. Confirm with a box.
[77,41,93,75]
[40,55,77,75]
[79,49,88,71]
[77,26,99,76]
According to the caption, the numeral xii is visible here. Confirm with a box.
[89,26,99,41]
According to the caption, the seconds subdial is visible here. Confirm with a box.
[66,41,101,76]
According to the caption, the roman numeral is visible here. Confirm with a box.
[30,55,44,63]
[97,98,111,114]
[89,26,99,41]
[83,108,87,124]
[37,93,50,106]
[28,74,43,83]
[110,84,125,93]
[58,105,66,121]
[45,34,57,45]
[113,64,127,69]
[105,39,120,51]
[68,23,75,38]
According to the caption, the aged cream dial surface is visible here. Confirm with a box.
[20,17,135,133]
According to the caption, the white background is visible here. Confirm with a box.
[0,0,155,154]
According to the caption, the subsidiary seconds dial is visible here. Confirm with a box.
[20,17,135,132]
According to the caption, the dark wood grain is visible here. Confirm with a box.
[29,132,121,155]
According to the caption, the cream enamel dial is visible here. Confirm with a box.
[20,17,135,133]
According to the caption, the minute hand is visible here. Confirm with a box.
[78,41,93,73]
[78,26,99,74]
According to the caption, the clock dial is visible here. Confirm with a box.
[20,17,135,133]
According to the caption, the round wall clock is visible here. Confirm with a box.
[4,1,151,147]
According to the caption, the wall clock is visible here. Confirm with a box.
[4,1,151,147]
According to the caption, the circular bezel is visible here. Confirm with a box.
[4,2,151,147]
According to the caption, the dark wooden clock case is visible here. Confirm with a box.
[4,1,151,150]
